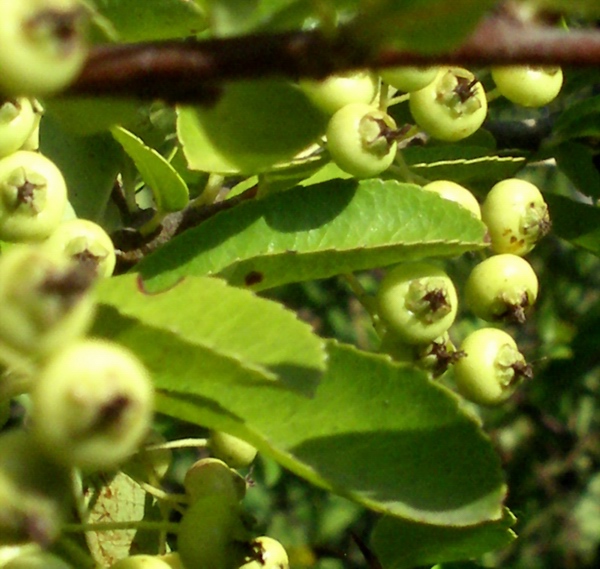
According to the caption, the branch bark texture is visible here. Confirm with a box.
[69,16,600,103]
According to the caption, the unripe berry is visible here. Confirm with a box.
[44,218,116,278]
[0,244,96,369]
[0,0,89,97]
[481,178,550,256]
[380,331,463,378]
[491,66,563,108]
[454,328,532,406]
[184,458,247,504]
[409,68,487,141]
[326,103,398,178]
[0,98,37,158]
[0,151,68,242]
[239,537,289,569]
[0,429,72,546]
[109,555,173,569]
[379,66,439,93]
[209,431,258,469]
[377,263,458,344]
[465,254,539,323]
[299,71,379,115]
[177,496,249,569]
[3,550,73,569]
[422,180,481,219]
[30,339,154,471]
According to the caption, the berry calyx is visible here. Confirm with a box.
[481,178,551,256]
[43,218,117,278]
[30,339,154,471]
[465,254,539,323]
[454,328,532,406]
[377,263,458,344]
[491,66,563,108]
[422,180,481,219]
[0,150,68,242]
[409,67,487,141]
[326,103,398,178]
[238,537,290,569]
[0,244,97,368]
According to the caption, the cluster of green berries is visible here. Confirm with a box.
[376,176,549,406]
[0,3,159,562]
[299,63,562,179]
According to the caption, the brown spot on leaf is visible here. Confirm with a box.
[244,271,264,286]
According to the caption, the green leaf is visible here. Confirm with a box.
[138,179,488,292]
[351,0,495,53]
[371,508,516,569]
[40,115,122,222]
[111,127,189,213]
[403,146,527,189]
[177,80,326,175]
[92,0,207,41]
[202,0,260,36]
[554,142,600,200]
[95,273,326,395]
[553,95,600,142]
[151,341,506,526]
[45,98,141,136]
[545,193,600,256]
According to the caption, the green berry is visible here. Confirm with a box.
[481,178,551,256]
[0,98,37,158]
[0,150,68,242]
[465,254,539,323]
[0,244,97,369]
[3,550,73,569]
[326,103,398,178]
[299,71,379,115]
[454,328,532,406]
[379,66,439,93]
[380,330,463,378]
[177,495,248,569]
[0,0,88,97]
[377,263,458,344]
[0,429,72,546]
[109,555,173,569]
[422,180,481,219]
[184,458,247,504]
[409,67,487,141]
[238,537,289,569]
[491,66,563,108]
[30,339,154,471]
[43,218,116,278]
[209,431,258,469]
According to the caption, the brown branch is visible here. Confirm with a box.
[69,15,600,103]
